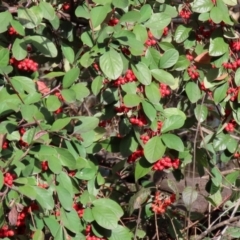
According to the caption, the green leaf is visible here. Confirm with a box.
[0,48,10,67]
[161,115,186,133]
[235,68,240,86]
[92,198,123,230]
[18,7,39,29]
[182,186,198,207]
[61,43,75,64]
[120,11,141,23]
[74,117,99,133]
[194,105,208,123]
[145,48,160,69]
[75,168,96,180]
[79,51,94,68]
[12,38,27,60]
[209,37,228,57]
[57,172,74,198]
[142,100,156,122]
[174,25,191,43]
[0,203,4,228]
[151,69,175,86]
[135,158,152,181]
[144,136,165,163]
[0,11,12,33]
[132,62,151,85]
[55,147,76,170]
[192,0,214,13]
[75,5,90,19]
[210,7,223,24]
[46,95,61,112]
[60,209,82,234]
[51,118,71,131]
[185,82,202,103]
[123,94,142,107]
[44,216,60,237]
[145,83,161,103]
[61,89,76,103]
[72,83,90,100]
[90,5,110,28]
[48,156,62,174]
[18,185,36,200]
[161,134,184,152]
[25,35,57,58]
[56,185,73,211]
[39,1,55,21]
[222,0,237,6]
[33,230,44,240]
[62,68,80,89]
[91,76,103,96]
[139,4,152,23]
[213,82,228,104]
[34,187,54,210]
[11,76,36,94]
[0,172,3,190]
[128,188,150,214]
[109,225,133,240]
[100,48,123,80]
[11,19,25,36]
[112,0,129,9]
[42,72,65,79]
[144,13,171,30]
[159,49,179,69]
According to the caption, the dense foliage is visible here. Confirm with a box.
[0,0,240,239]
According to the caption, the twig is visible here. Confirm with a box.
[195,215,240,240]
[215,197,240,240]
[133,207,142,240]
[154,212,160,240]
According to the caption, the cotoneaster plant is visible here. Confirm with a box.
[0,0,240,240]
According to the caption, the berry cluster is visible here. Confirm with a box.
[234,152,240,158]
[186,52,194,61]
[54,107,63,114]
[163,27,169,37]
[159,83,171,97]
[98,119,111,127]
[127,148,144,163]
[115,104,131,113]
[38,182,48,188]
[225,120,236,132]
[16,210,28,227]
[2,140,9,150]
[53,91,64,101]
[187,65,199,79]
[152,157,180,171]
[0,226,14,238]
[121,47,131,55]
[145,31,156,46]
[129,115,147,127]
[73,203,84,218]
[151,191,176,214]
[113,69,136,87]
[18,128,28,148]
[230,41,240,52]
[93,63,99,71]
[4,172,16,186]
[179,8,191,19]
[227,87,239,101]
[62,2,70,11]
[41,161,48,171]
[222,60,240,71]
[108,18,119,26]
[140,135,150,144]
[85,225,105,240]
[8,26,17,35]
[10,58,38,72]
